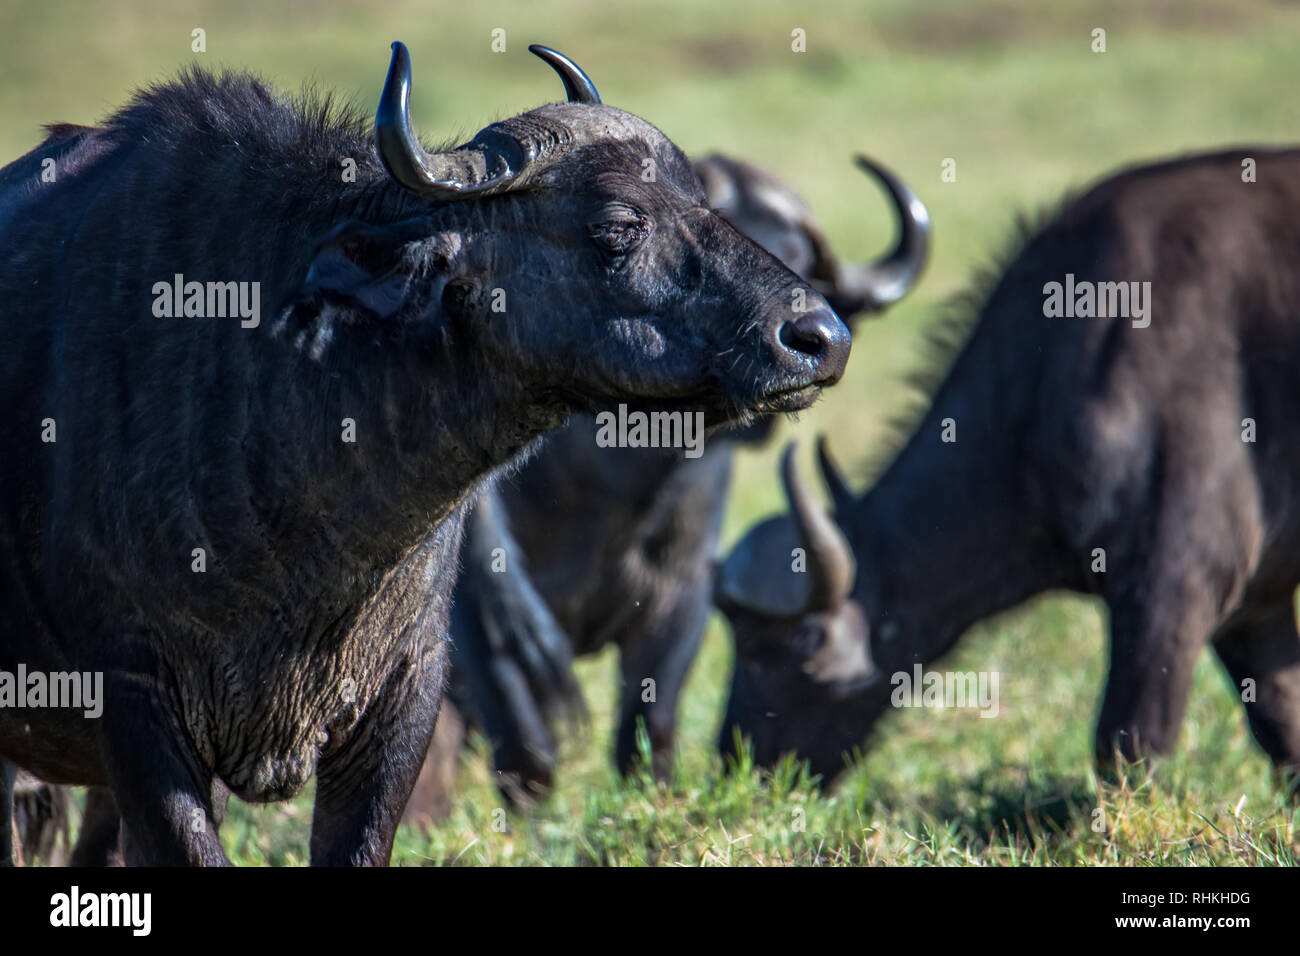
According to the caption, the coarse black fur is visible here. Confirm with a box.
[0,52,849,865]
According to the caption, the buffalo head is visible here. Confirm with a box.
[714,441,888,780]
[289,43,852,428]
[694,153,930,323]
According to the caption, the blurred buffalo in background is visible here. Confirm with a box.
[716,148,1300,791]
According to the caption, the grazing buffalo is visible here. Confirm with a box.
[410,152,928,812]
[0,42,850,865]
[716,147,1300,788]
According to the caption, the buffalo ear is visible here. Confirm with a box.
[280,219,439,332]
[711,559,781,630]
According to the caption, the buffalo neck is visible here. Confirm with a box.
[844,306,1074,673]
[14,94,574,655]
[116,165,564,619]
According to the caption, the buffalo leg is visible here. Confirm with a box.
[74,778,225,866]
[310,649,445,866]
[71,786,121,866]
[1,758,16,866]
[452,491,580,804]
[98,670,229,866]
[615,590,710,778]
[1213,599,1300,791]
[1094,456,1259,775]
[402,701,466,831]
[453,593,556,804]
[1096,572,1224,773]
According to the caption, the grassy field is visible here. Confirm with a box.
[5,0,1300,864]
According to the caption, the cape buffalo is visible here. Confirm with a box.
[715,147,1300,789]
[411,153,929,812]
[0,42,850,865]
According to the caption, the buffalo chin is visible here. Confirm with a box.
[749,383,822,415]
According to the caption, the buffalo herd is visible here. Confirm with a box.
[2,41,1296,866]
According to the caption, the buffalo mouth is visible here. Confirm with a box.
[748,382,824,415]
[578,370,828,429]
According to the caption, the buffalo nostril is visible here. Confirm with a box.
[778,306,851,380]
[780,307,838,356]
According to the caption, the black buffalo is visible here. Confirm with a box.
[716,147,1300,790]
[0,43,850,865]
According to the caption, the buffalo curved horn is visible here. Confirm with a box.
[781,444,856,613]
[528,45,602,104]
[831,155,932,313]
[815,435,855,514]
[375,41,520,198]
[376,42,600,200]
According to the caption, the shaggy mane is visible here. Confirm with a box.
[40,65,464,189]
[852,197,1078,485]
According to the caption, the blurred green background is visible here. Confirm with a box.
[6,0,1299,864]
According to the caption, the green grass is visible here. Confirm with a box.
[212,599,1298,866]
[8,0,1300,864]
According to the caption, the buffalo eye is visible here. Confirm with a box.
[588,204,650,256]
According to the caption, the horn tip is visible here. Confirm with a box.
[852,153,897,192]
[384,41,411,82]
[779,441,804,499]
[815,433,841,479]
[816,434,855,509]
[856,153,932,224]
[527,44,602,105]
[528,44,566,65]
